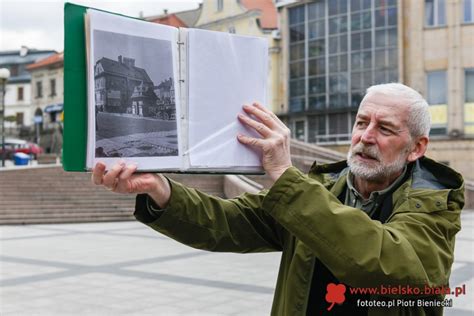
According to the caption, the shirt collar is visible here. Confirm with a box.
[347,165,408,203]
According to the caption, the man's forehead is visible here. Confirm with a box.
[358,95,409,118]
[356,105,409,130]
[358,104,400,116]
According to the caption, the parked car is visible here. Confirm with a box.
[0,138,43,160]
[0,140,16,160]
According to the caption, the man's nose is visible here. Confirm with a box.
[360,124,377,144]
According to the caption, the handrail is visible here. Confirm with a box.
[465,179,474,191]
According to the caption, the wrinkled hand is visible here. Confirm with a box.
[91,162,171,208]
[237,103,292,183]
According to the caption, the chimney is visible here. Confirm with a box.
[20,46,28,57]
[118,55,123,64]
[164,9,168,15]
[123,57,135,68]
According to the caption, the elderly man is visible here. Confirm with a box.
[92,83,464,315]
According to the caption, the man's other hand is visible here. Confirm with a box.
[237,103,292,183]
[91,162,171,208]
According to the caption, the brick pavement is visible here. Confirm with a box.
[1,212,473,315]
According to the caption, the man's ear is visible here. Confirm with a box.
[407,136,429,162]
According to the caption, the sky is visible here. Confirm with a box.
[94,30,174,86]
[0,0,202,52]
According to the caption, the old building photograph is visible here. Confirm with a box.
[92,30,178,158]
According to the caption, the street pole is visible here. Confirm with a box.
[0,68,11,168]
[1,80,5,168]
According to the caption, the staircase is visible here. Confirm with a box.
[0,166,225,225]
[2,140,400,225]
[3,141,466,225]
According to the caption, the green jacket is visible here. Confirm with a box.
[134,157,464,315]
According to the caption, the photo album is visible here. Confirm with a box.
[63,3,268,173]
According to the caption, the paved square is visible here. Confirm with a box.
[1,212,473,315]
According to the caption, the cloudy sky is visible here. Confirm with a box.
[0,0,202,52]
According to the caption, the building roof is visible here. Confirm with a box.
[0,48,56,66]
[96,57,153,83]
[146,5,202,27]
[175,6,202,27]
[149,14,187,27]
[0,48,56,84]
[240,0,278,29]
[7,74,31,84]
[27,52,64,70]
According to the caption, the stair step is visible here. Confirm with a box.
[0,210,133,219]
[0,216,134,225]
[0,201,134,206]
[0,207,133,214]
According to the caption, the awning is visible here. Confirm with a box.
[44,103,63,113]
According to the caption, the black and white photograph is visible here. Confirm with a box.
[93,30,178,158]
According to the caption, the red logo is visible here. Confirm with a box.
[325,283,346,311]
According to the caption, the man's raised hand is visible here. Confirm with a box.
[237,103,292,183]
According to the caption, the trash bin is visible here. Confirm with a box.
[13,152,30,166]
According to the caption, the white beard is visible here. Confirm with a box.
[347,143,409,182]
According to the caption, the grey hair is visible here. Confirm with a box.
[365,83,431,138]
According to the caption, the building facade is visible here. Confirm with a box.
[27,52,64,128]
[402,0,474,177]
[94,56,156,115]
[94,55,176,120]
[0,47,56,129]
[277,0,474,178]
[154,78,176,120]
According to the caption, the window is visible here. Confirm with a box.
[465,69,474,134]
[425,0,446,27]
[50,79,56,96]
[466,69,474,103]
[308,115,326,142]
[289,5,305,25]
[288,0,398,143]
[328,113,350,141]
[36,81,43,98]
[17,87,23,101]
[427,71,446,105]
[216,0,223,12]
[294,120,306,141]
[9,65,18,76]
[16,112,24,126]
[427,71,447,135]
[228,26,236,34]
[464,0,474,23]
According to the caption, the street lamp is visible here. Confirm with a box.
[0,68,11,168]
